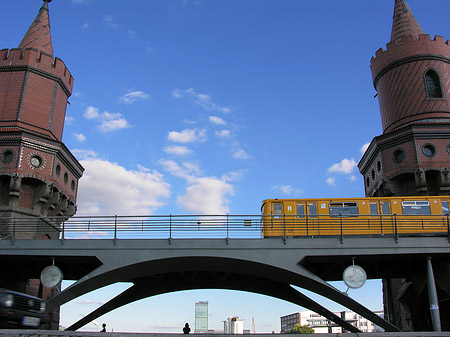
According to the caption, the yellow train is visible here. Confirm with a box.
[261,196,450,238]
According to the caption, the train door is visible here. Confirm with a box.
[271,202,284,236]
[369,201,381,235]
[284,201,296,235]
[380,200,392,234]
[295,202,307,235]
[307,202,319,235]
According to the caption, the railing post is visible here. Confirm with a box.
[226,214,229,245]
[394,213,398,243]
[169,214,172,244]
[306,215,309,236]
[12,216,15,245]
[380,214,383,236]
[114,215,117,245]
[61,219,65,245]
[447,214,450,243]
[340,214,344,244]
[283,215,286,244]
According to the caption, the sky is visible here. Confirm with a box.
[2,0,450,333]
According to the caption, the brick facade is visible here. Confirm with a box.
[0,1,83,328]
[359,0,450,331]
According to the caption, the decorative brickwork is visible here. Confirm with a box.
[0,0,83,329]
[359,0,450,331]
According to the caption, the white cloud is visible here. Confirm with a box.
[163,145,193,156]
[159,160,239,214]
[326,177,336,186]
[99,118,130,132]
[103,15,135,38]
[72,149,98,161]
[167,129,206,143]
[172,88,231,113]
[81,23,89,29]
[76,158,170,216]
[83,106,130,133]
[119,91,149,104]
[348,175,358,182]
[65,116,75,125]
[233,149,251,160]
[215,130,230,138]
[360,143,370,154]
[209,116,226,125]
[158,160,199,181]
[177,176,234,214]
[146,46,153,54]
[328,158,357,175]
[84,106,100,120]
[74,133,86,142]
[272,185,303,196]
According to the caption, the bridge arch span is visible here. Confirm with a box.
[45,248,397,333]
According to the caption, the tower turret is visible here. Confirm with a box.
[359,0,450,197]
[359,1,450,331]
[0,0,83,239]
[0,0,83,328]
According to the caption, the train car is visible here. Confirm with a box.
[261,196,450,238]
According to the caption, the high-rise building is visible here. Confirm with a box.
[195,301,208,333]
[224,316,244,335]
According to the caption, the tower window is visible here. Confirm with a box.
[392,149,406,163]
[424,70,443,98]
[30,155,42,168]
[2,150,13,163]
[422,144,436,157]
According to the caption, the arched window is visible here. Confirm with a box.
[425,70,443,98]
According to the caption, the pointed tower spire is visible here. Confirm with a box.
[390,0,424,41]
[18,0,54,56]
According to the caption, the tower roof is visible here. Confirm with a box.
[18,0,53,57]
[390,0,424,41]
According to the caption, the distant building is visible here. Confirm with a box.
[195,301,208,333]
[224,316,244,334]
[280,310,384,334]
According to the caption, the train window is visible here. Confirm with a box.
[401,201,431,215]
[329,202,359,217]
[308,203,317,218]
[273,203,283,218]
[442,201,449,215]
[370,203,378,215]
[382,202,390,215]
[296,204,305,218]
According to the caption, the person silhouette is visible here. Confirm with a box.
[183,323,191,334]
[101,323,106,332]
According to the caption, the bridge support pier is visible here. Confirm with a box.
[426,257,441,332]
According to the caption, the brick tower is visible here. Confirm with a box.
[0,0,83,327]
[359,0,450,331]
[359,0,450,197]
[0,0,83,241]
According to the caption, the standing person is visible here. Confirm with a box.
[101,323,106,332]
[183,323,191,334]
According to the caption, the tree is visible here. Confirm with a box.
[290,323,315,334]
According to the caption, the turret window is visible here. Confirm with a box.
[425,70,443,98]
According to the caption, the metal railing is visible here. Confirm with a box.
[0,213,449,243]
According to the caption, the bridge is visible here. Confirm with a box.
[1,214,450,333]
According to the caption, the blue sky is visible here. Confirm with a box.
[2,0,450,333]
